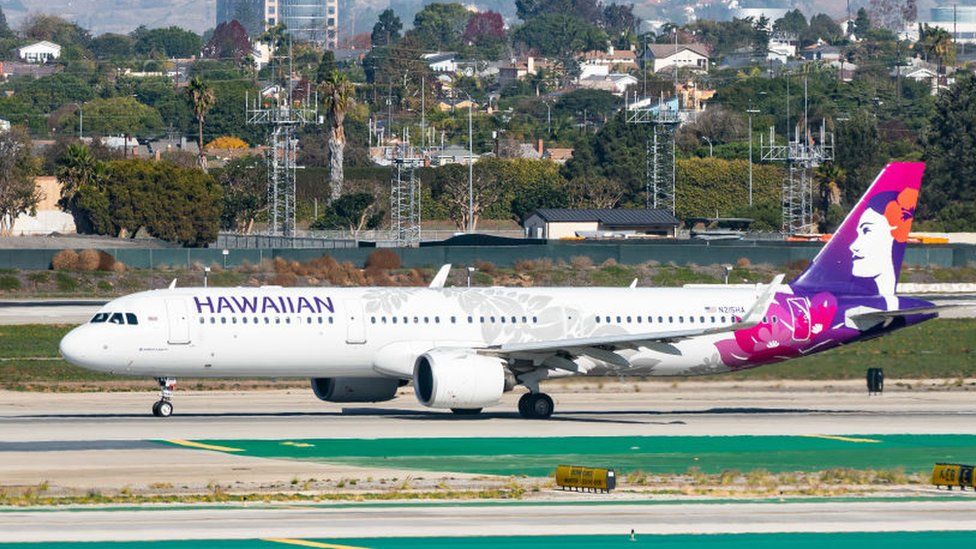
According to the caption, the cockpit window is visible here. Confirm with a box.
[91,313,109,323]
[109,312,125,325]
[125,313,138,325]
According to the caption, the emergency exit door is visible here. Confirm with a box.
[344,300,366,344]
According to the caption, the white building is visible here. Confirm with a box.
[522,209,679,239]
[579,73,639,95]
[767,35,797,64]
[644,43,709,73]
[18,41,61,64]
[422,52,458,73]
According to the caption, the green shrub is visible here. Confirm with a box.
[56,272,79,292]
[0,275,21,291]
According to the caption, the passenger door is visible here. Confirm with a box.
[165,298,191,345]
[344,299,366,345]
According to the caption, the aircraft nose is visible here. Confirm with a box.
[59,327,91,366]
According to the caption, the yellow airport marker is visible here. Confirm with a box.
[801,434,882,444]
[281,441,316,448]
[262,538,369,549]
[165,439,244,452]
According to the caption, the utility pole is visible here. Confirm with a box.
[468,94,474,233]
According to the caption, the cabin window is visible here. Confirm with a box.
[532,316,538,323]
[423,317,429,324]
[480,316,485,323]
[636,316,642,323]
[668,316,673,323]
[392,316,398,324]
[658,316,664,323]
[626,316,632,323]
[413,316,419,324]
[199,317,205,325]
[467,316,473,323]
[522,316,528,323]
[275,318,280,324]
[221,317,227,324]
[285,317,290,324]
[501,316,506,324]
[689,316,694,324]
[490,316,496,323]
[370,317,376,324]
[242,317,248,324]
[616,316,621,323]
[210,317,216,324]
[451,316,456,324]
[232,317,238,324]
[772,316,778,323]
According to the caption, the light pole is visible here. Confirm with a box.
[545,100,551,136]
[702,136,713,157]
[204,266,210,288]
[746,107,760,207]
[467,266,476,287]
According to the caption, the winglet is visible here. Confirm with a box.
[429,264,451,289]
[168,278,177,289]
[738,274,784,328]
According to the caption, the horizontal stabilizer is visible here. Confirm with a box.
[851,303,973,323]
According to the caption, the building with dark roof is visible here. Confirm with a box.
[522,209,679,239]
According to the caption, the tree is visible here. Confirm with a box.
[429,160,511,230]
[752,16,771,57]
[203,20,251,62]
[131,26,202,58]
[464,11,505,44]
[213,155,266,234]
[320,71,355,201]
[315,50,336,84]
[371,9,402,47]
[804,14,843,46]
[923,74,976,229]
[410,3,471,51]
[90,33,135,59]
[773,9,808,36]
[310,192,383,238]
[55,142,106,233]
[62,97,164,136]
[916,24,956,73]
[23,15,91,48]
[513,14,608,58]
[0,128,41,236]
[75,159,221,245]
[854,8,872,36]
[186,77,216,170]
[0,7,12,39]
[835,110,884,205]
[566,175,624,208]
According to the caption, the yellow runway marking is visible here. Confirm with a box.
[165,439,244,452]
[262,538,370,549]
[801,434,882,444]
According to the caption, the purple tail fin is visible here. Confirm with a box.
[791,162,925,296]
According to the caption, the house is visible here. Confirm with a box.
[767,34,797,64]
[892,58,951,95]
[522,208,680,239]
[579,46,638,78]
[578,73,638,95]
[643,43,709,73]
[676,81,715,111]
[801,42,842,62]
[11,176,76,235]
[422,52,458,73]
[18,41,61,64]
[545,148,574,164]
[498,56,553,88]
[430,145,479,166]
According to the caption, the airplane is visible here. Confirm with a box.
[60,162,948,419]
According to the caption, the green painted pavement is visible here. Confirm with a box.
[162,435,976,477]
[4,532,976,548]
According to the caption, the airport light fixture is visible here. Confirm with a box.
[723,264,733,285]
[204,267,211,288]
[467,266,476,288]
[222,249,229,269]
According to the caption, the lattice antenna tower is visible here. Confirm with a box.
[626,92,680,215]
[245,39,321,237]
[390,140,423,246]
[760,76,834,235]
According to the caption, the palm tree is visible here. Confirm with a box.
[186,77,215,171]
[320,70,354,201]
[56,142,104,233]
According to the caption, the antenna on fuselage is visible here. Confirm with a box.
[168,279,177,289]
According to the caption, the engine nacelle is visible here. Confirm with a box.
[310,377,399,403]
[413,349,506,409]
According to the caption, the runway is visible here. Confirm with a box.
[4,385,976,442]
[3,499,976,542]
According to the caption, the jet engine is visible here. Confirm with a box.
[310,377,400,403]
[413,349,506,410]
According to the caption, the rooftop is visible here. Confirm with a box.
[527,208,679,226]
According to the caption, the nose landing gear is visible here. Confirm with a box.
[152,377,176,417]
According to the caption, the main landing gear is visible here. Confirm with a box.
[518,392,554,419]
[152,377,176,418]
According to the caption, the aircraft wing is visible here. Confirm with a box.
[481,274,784,358]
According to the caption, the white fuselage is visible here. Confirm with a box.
[60,285,762,379]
